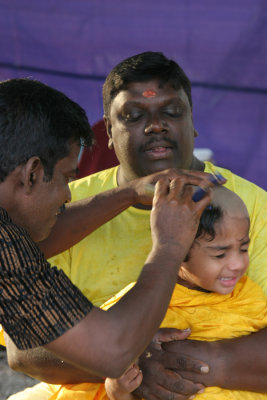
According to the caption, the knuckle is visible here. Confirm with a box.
[176,356,188,370]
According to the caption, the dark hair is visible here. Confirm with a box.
[103,51,192,117]
[184,205,223,262]
[0,78,94,182]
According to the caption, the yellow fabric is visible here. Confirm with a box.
[13,276,267,400]
[7,163,267,400]
[102,276,267,399]
[0,325,5,346]
[104,276,267,340]
[7,384,62,400]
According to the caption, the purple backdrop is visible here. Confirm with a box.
[0,0,266,189]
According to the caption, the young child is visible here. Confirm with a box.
[104,185,267,400]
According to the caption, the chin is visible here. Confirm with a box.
[216,287,234,295]
[34,225,53,243]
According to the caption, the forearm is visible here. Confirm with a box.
[46,245,183,378]
[207,328,267,391]
[165,327,267,392]
[38,185,137,258]
[45,177,211,378]
[5,334,102,384]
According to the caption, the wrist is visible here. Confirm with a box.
[151,241,189,263]
[204,340,229,388]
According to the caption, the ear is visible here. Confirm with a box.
[21,157,43,195]
[104,116,114,150]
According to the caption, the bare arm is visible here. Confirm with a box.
[166,328,267,392]
[38,169,215,259]
[41,175,213,379]
[5,333,102,384]
[6,170,215,382]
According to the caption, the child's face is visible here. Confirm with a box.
[178,212,250,294]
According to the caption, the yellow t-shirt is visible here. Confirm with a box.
[49,162,267,306]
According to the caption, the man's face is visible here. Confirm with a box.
[106,80,197,184]
[178,213,250,294]
[21,142,80,242]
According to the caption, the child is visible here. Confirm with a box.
[104,185,267,400]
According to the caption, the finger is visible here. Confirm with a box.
[153,328,191,345]
[193,187,213,213]
[153,178,170,206]
[134,381,160,400]
[124,364,141,381]
[149,370,202,399]
[127,370,143,392]
[161,351,209,374]
[168,177,185,202]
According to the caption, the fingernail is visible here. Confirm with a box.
[200,366,209,373]
[198,388,205,393]
[189,396,195,400]
[181,328,191,332]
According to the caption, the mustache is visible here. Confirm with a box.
[140,137,177,152]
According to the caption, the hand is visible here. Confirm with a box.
[150,173,212,260]
[162,339,220,388]
[134,329,208,400]
[128,169,219,206]
[105,363,142,400]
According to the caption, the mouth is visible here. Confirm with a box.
[143,141,174,160]
[219,276,239,287]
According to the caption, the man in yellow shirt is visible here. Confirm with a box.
[6,52,267,400]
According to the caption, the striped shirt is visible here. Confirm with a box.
[0,207,93,349]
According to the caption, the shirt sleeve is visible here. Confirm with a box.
[0,221,93,350]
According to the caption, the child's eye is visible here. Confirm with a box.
[215,254,225,259]
[241,248,248,253]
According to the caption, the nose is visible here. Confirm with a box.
[144,114,167,135]
[226,254,246,272]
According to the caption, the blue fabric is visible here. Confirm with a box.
[0,0,266,188]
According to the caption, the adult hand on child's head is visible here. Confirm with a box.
[150,174,213,261]
[126,169,217,207]
[134,328,208,400]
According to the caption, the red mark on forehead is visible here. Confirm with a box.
[142,89,157,98]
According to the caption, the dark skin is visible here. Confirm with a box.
[6,79,267,398]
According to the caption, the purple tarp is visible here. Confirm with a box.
[0,0,266,189]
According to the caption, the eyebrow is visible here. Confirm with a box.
[124,97,185,107]
[206,238,250,251]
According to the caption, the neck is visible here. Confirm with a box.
[176,276,211,293]
[190,156,205,171]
